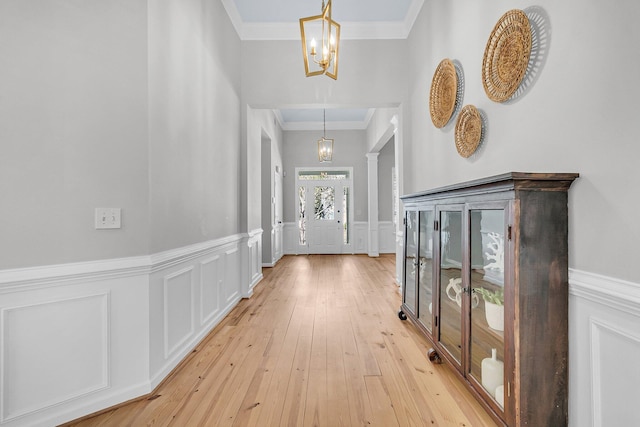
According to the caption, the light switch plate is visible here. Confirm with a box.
[95,208,121,229]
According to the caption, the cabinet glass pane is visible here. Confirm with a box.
[469,209,505,408]
[418,211,434,332]
[403,211,418,314]
[439,210,463,363]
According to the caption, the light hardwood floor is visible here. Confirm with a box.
[67,254,496,426]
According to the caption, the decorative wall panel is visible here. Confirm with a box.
[569,269,640,427]
[163,267,194,358]
[200,255,221,325]
[224,249,240,304]
[1,293,109,423]
[590,318,640,426]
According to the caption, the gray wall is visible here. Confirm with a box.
[148,0,241,253]
[3,0,639,286]
[406,0,640,283]
[0,0,242,268]
[282,130,367,223]
[241,38,408,234]
[0,1,149,268]
[377,137,395,222]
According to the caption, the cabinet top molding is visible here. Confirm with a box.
[401,172,579,201]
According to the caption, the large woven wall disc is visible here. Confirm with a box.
[429,58,458,128]
[455,105,482,158]
[482,9,532,102]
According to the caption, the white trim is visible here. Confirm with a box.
[283,220,396,255]
[0,232,263,426]
[150,234,245,272]
[0,292,111,424]
[569,269,640,317]
[222,0,425,41]
[0,234,247,293]
[295,167,355,255]
[588,316,640,427]
[0,256,150,292]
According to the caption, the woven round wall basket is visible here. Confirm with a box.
[455,105,482,158]
[482,9,532,102]
[429,58,458,128]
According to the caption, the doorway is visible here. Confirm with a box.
[296,167,353,254]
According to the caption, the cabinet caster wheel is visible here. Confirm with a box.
[427,348,442,364]
[398,310,407,321]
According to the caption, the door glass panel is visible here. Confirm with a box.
[418,210,434,332]
[403,211,418,314]
[314,186,335,220]
[343,187,349,244]
[469,209,505,408]
[298,186,306,245]
[439,210,463,363]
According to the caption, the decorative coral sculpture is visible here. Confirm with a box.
[484,231,504,272]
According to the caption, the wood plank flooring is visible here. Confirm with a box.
[66,254,496,427]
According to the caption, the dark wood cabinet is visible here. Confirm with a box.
[399,172,578,427]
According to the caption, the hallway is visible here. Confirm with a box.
[67,255,495,426]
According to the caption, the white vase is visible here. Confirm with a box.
[484,301,504,331]
[481,348,504,398]
[495,384,504,408]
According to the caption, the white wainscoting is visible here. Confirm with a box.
[568,269,640,427]
[282,221,397,255]
[1,293,109,424]
[0,231,262,427]
[2,235,636,427]
[378,221,397,254]
[245,229,263,295]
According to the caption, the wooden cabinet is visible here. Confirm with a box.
[398,172,578,427]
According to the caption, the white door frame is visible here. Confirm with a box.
[295,167,354,254]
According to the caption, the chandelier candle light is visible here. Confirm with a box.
[300,0,340,79]
[317,109,333,162]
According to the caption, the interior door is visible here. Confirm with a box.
[306,183,344,254]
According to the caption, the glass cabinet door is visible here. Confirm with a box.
[468,209,506,409]
[403,211,418,315]
[438,209,463,364]
[417,210,434,332]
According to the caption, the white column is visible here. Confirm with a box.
[367,152,379,257]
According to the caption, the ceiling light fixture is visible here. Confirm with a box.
[299,0,340,80]
[317,109,334,162]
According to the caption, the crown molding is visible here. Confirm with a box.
[222,0,424,41]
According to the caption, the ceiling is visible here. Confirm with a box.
[222,0,424,40]
[222,0,424,130]
[276,108,374,131]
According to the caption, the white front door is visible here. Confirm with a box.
[296,168,353,254]
[306,182,343,254]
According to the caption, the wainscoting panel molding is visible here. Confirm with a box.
[245,228,264,296]
[163,267,195,359]
[282,221,397,255]
[224,248,240,304]
[148,238,246,389]
[0,231,262,427]
[200,255,221,326]
[589,317,640,427]
[569,269,640,427]
[1,293,109,424]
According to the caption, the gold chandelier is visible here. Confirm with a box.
[299,0,340,80]
[317,109,334,162]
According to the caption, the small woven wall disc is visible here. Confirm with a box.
[429,58,458,128]
[455,105,482,158]
[482,9,532,102]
